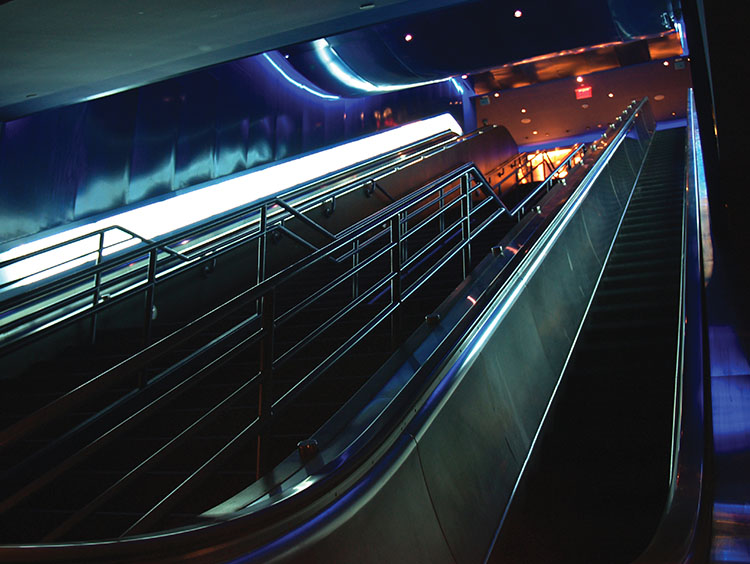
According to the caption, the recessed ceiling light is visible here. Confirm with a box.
[461,74,468,79]
[494,92,500,98]
[607,92,614,98]
[576,76,583,83]
[581,103,590,109]
[514,9,523,17]
[520,108,527,113]
[532,130,538,135]
[404,33,413,42]
[521,118,532,124]
[663,60,670,66]
[654,94,665,101]
[671,112,676,116]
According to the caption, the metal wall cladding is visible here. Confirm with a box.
[0,53,465,246]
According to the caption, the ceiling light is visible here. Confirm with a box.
[654,94,665,101]
[607,92,614,98]
[494,92,500,98]
[514,10,523,17]
[663,60,670,66]
[404,34,413,42]
[461,74,468,79]
[521,118,531,124]
[581,103,590,109]
[576,76,583,83]
[532,130,538,135]
[520,108,527,113]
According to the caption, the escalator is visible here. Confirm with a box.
[0,117,560,544]
[488,127,686,563]
[0,97,706,563]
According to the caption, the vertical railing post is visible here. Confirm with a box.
[460,173,472,279]
[257,204,268,316]
[139,248,158,389]
[90,231,105,345]
[351,237,360,300]
[143,249,157,347]
[438,186,446,233]
[256,289,275,480]
[389,214,402,350]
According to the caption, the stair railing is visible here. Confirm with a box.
[0,128,464,353]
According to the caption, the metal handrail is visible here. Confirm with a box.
[0,146,566,543]
[0,126,468,350]
[0,102,648,560]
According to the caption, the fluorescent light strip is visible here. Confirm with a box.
[313,39,450,93]
[262,53,340,100]
[0,113,463,287]
[450,78,464,96]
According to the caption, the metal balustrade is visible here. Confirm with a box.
[0,102,646,555]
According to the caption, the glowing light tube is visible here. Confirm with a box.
[313,39,450,93]
[0,113,462,288]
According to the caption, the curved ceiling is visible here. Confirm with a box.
[0,0,468,120]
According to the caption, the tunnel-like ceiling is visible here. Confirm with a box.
[1,0,677,120]
[0,0,468,120]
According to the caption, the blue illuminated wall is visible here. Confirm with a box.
[0,53,465,245]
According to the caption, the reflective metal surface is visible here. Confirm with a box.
[0,55,466,245]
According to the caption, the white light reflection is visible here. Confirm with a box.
[450,78,464,96]
[0,114,463,288]
[262,53,340,100]
[313,39,450,93]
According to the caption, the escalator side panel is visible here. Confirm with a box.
[409,125,652,564]
[265,438,455,564]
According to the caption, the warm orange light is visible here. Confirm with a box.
[608,92,614,98]
[532,130,538,135]
[494,92,500,98]
[520,108,527,113]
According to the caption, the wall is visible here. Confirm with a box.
[0,53,465,246]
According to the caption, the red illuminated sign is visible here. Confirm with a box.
[575,86,592,99]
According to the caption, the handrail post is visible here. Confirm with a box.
[139,248,158,389]
[143,249,157,346]
[90,232,105,345]
[257,204,268,316]
[460,173,472,278]
[351,237,360,300]
[389,215,403,350]
[256,289,275,480]
[438,186,446,232]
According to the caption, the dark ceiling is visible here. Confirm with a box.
[0,0,467,119]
